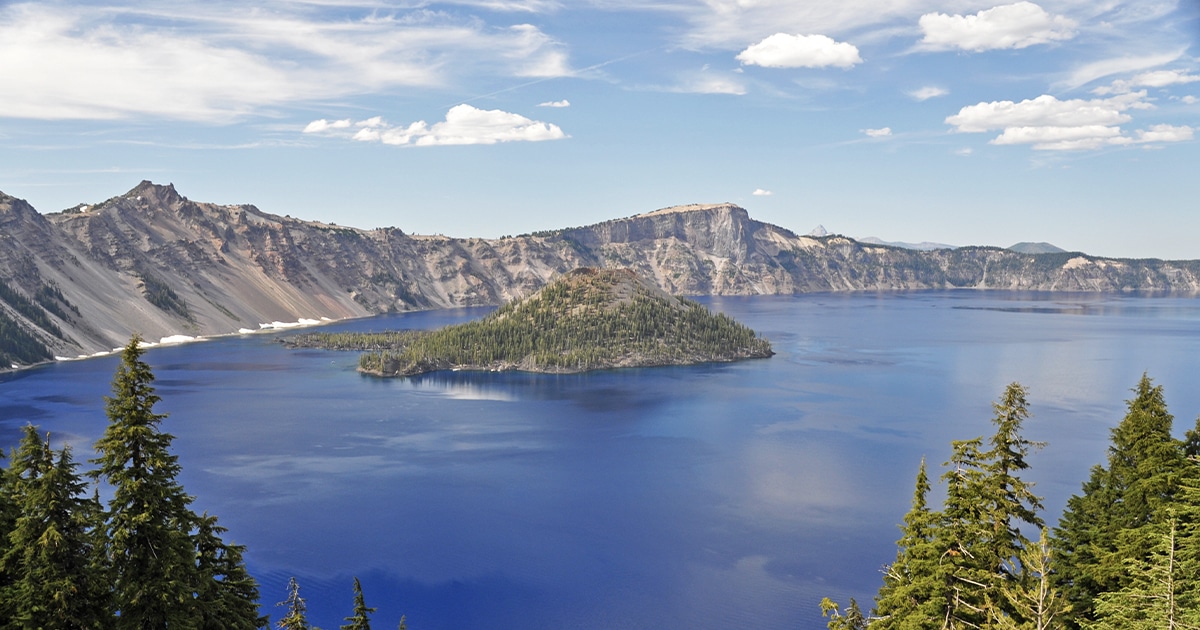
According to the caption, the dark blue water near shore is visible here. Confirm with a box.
[4,292,1200,629]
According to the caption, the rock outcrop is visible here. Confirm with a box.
[2,182,1199,365]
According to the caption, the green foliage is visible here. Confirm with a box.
[194,513,269,630]
[140,272,192,320]
[342,268,772,376]
[0,278,63,340]
[276,577,315,630]
[0,309,52,366]
[1053,374,1187,628]
[1087,515,1200,630]
[993,528,1069,630]
[34,282,80,320]
[90,334,200,628]
[821,597,869,630]
[872,460,947,630]
[341,577,376,630]
[0,426,107,629]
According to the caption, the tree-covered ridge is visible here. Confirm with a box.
[294,267,774,377]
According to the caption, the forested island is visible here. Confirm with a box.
[286,267,774,377]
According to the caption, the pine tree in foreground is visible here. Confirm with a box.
[872,458,946,630]
[821,597,869,630]
[1053,374,1187,628]
[1088,514,1200,630]
[195,512,270,629]
[91,334,201,628]
[277,577,316,630]
[1,425,107,629]
[342,577,377,630]
[992,528,1068,630]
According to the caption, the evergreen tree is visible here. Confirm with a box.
[1054,374,1186,628]
[277,577,315,630]
[873,458,947,630]
[981,383,1044,582]
[820,597,869,630]
[194,513,269,629]
[937,436,994,629]
[0,447,16,623]
[90,334,202,629]
[0,426,107,629]
[1087,514,1200,630]
[993,528,1068,630]
[342,577,376,630]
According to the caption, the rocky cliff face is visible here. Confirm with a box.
[2,182,1199,365]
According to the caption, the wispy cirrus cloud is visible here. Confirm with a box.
[0,2,571,122]
[304,105,567,146]
[1093,69,1200,95]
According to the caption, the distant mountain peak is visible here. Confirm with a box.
[808,225,829,237]
[1007,242,1066,254]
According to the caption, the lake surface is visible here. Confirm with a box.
[3,291,1200,629]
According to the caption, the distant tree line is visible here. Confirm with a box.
[0,335,404,629]
[822,375,1200,629]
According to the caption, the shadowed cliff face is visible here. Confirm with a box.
[2,181,1199,362]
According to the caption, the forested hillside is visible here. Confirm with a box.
[291,267,774,376]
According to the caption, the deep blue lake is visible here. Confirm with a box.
[3,291,1200,629]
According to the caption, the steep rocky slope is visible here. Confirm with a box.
[2,181,1199,365]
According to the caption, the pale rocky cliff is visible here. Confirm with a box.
[2,181,1199,365]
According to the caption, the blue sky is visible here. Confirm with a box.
[0,0,1196,258]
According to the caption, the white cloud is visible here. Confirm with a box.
[991,125,1124,146]
[947,92,1191,150]
[862,127,892,137]
[675,0,934,50]
[752,188,773,196]
[919,2,1076,52]
[305,105,567,147]
[1094,69,1200,95]
[736,34,862,69]
[538,100,571,108]
[1061,50,1187,90]
[0,3,571,121]
[1135,124,1194,143]
[946,92,1148,133]
[303,119,352,134]
[506,24,572,78]
[1182,96,1199,105]
[909,86,949,101]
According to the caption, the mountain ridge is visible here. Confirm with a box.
[3,181,1199,366]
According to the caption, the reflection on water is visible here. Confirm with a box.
[2,292,1200,629]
